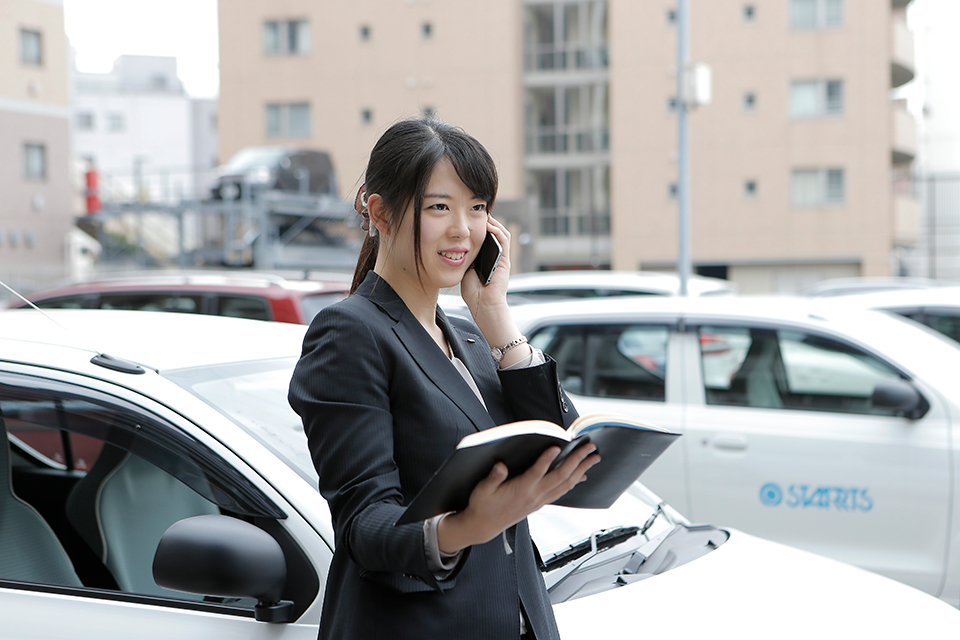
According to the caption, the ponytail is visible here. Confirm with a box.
[351,233,378,293]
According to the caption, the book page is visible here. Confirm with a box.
[458,419,569,449]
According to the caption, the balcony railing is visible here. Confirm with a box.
[525,45,609,72]
[526,127,610,155]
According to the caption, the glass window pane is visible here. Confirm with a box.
[825,169,845,204]
[265,104,282,137]
[287,103,311,137]
[217,296,271,321]
[791,169,820,208]
[790,81,819,118]
[825,0,845,26]
[825,80,843,114]
[20,29,42,65]
[790,0,817,29]
[295,20,311,54]
[24,144,46,180]
[778,330,899,414]
[263,22,280,54]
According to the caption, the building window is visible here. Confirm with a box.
[743,5,756,22]
[20,29,42,66]
[743,92,757,111]
[266,103,311,138]
[744,180,758,199]
[524,1,609,72]
[791,168,845,208]
[24,144,46,181]
[107,113,126,132]
[790,0,844,31]
[76,112,95,131]
[263,19,311,56]
[668,183,678,200]
[422,22,433,39]
[790,79,843,118]
[359,25,371,41]
[667,9,677,25]
[421,106,436,120]
[361,109,373,125]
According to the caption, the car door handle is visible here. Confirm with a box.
[710,435,748,452]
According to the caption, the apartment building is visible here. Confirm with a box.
[217,0,917,292]
[0,0,75,292]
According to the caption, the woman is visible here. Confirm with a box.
[288,118,598,639]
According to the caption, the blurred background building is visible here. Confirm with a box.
[0,0,79,292]
[72,54,219,205]
[217,0,919,294]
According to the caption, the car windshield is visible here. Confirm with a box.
[163,357,319,486]
[222,147,287,172]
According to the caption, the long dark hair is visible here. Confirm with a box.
[350,118,498,293]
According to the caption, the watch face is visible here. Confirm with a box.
[491,347,502,362]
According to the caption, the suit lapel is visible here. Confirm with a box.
[358,273,495,433]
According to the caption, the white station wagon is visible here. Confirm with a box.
[1,309,958,638]
[511,295,960,609]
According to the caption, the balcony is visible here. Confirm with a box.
[891,101,917,164]
[891,17,915,88]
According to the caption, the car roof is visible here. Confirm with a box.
[0,309,307,373]
[506,270,736,296]
[19,271,351,303]
[799,276,951,297]
[809,286,960,310]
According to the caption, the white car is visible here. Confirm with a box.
[1,309,958,638]
[505,270,736,303]
[511,295,960,609]
[820,286,960,344]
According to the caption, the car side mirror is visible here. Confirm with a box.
[871,379,929,420]
[153,515,295,623]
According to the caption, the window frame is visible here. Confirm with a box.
[263,19,311,56]
[789,79,844,119]
[790,167,845,208]
[789,0,845,31]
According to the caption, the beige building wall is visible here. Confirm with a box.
[218,0,916,292]
[218,0,526,203]
[0,0,74,292]
[610,0,913,291]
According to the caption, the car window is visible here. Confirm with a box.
[512,288,660,300]
[99,293,203,314]
[31,295,91,309]
[299,292,348,322]
[700,326,903,415]
[531,324,669,401]
[0,373,285,606]
[896,310,960,344]
[217,295,271,321]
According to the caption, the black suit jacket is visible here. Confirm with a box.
[289,272,577,640]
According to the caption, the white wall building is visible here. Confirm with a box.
[71,55,218,206]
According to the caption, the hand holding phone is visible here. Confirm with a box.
[472,232,503,287]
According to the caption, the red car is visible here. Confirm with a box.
[13,271,351,324]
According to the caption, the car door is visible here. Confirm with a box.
[681,322,951,596]
[0,369,323,639]
[529,320,691,513]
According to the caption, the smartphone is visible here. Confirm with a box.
[471,232,503,286]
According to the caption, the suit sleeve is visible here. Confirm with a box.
[288,305,458,591]
[497,355,579,429]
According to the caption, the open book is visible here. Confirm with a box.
[395,413,680,525]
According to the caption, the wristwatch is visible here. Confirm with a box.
[491,335,527,363]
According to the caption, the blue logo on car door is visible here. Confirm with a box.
[760,483,873,512]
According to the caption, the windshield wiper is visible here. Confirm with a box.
[639,502,664,536]
[542,526,639,572]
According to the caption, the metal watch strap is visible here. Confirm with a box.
[491,335,527,363]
